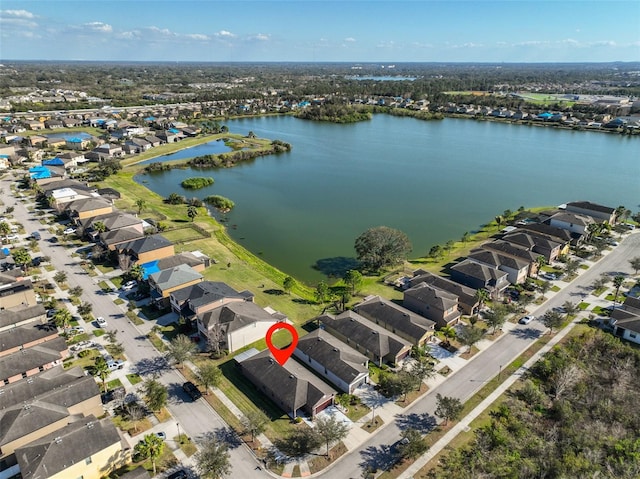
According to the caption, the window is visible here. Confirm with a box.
[85,456,92,465]
[630,333,637,339]
[22,372,27,379]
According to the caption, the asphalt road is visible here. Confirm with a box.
[4,173,638,478]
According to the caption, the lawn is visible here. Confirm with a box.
[127,373,143,385]
[93,329,105,337]
[175,434,197,457]
[308,441,348,473]
[107,379,123,390]
[161,225,208,244]
[578,302,590,310]
[361,416,384,433]
[63,349,100,370]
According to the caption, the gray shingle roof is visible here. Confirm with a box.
[100,226,145,246]
[404,282,458,311]
[409,270,478,307]
[295,329,368,386]
[199,301,282,334]
[172,281,253,311]
[468,249,528,271]
[518,223,573,243]
[240,349,336,416]
[549,212,595,227]
[480,241,538,263]
[149,263,203,291]
[566,201,615,215]
[117,234,172,254]
[0,322,58,352]
[451,259,508,283]
[0,336,67,382]
[0,304,45,330]
[65,197,112,214]
[319,311,410,361]
[157,252,206,272]
[353,296,435,342]
[16,416,122,479]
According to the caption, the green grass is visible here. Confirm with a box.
[147,332,167,352]
[578,302,590,310]
[107,378,123,390]
[175,434,197,457]
[114,298,124,305]
[361,416,384,433]
[127,311,145,325]
[63,349,100,370]
[551,285,561,292]
[579,264,589,270]
[127,373,143,385]
[93,329,105,337]
[98,280,113,292]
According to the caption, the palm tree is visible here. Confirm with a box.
[93,356,111,392]
[535,255,547,277]
[135,199,147,215]
[187,205,198,222]
[135,434,165,475]
[613,275,625,304]
[93,221,106,234]
[474,289,490,318]
[53,309,73,330]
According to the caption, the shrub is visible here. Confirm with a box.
[204,195,235,211]
[181,177,214,189]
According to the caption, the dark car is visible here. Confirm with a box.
[167,470,188,479]
[31,231,41,240]
[183,381,202,401]
[49,236,58,243]
[31,256,42,266]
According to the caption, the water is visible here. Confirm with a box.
[135,115,639,284]
[46,132,92,140]
[138,139,232,164]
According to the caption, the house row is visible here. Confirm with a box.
[611,296,640,345]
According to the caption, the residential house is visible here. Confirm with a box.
[565,201,617,224]
[144,135,162,147]
[123,137,151,154]
[116,234,175,266]
[65,137,92,150]
[403,282,461,328]
[0,304,46,333]
[480,240,539,276]
[293,329,369,394]
[352,295,435,346]
[44,119,64,129]
[611,296,640,345]
[80,212,144,242]
[155,251,210,274]
[148,263,203,308]
[450,259,509,299]
[197,301,287,352]
[48,187,94,211]
[547,211,595,236]
[0,322,59,358]
[100,227,146,251]
[0,336,69,385]
[518,222,576,251]
[319,311,411,366]
[86,143,123,161]
[467,249,529,284]
[65,197,113,221]
[46,137,66,149]
[39,179,95,197]
[0,279,38,310]
[238,349,336,418]
[407,270,479,315]
[170,280,254,319]
[25,121,44,131]
[15,416,126,479]
[0,366,102,462]
[502,231,563,262]
[62,118,82,128]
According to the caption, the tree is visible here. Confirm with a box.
[629,257,640,275]
[457,324,484,353]
[440,325,457,346]
[68,285,83,298]
[541,310,564,334]
[283,276,295,294]
[93,221,106,233]
[435,394,463,425]
[53,271,68,284]
[242,409,269,443]
[461,231,470,243]
[127,403,145,433]
[195,363,222,395]
[562,301,578,317]
[93,356,111,392]
[408,357,436,390]
[187,205,199,222]
[0,221,10,237]
[109,341,125,357]
[354,226,412,272]
[167,334,197,369]
[444,240,455,256]
[53,308,73,330]
[485,303,508,334]
[315,280,331,311]
[539,280,551,299]
[397,428,428,461]
[195,437,231,479]
[143,378,168,412]
[314,414,350,457]
[135,433,165,475]
[564,258,581,278]
[535,255,547,277]
[135,199,147,215]
[343,269,363,295]
[12,248,31,271]
[129,263,144,282]
[77,302,93,318]
[164,193,185,205]
[613,275,625,304]
[474,289,490,318]
[428,244,444,260]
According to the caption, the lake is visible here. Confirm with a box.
[138,138,232,164]
[134,115,639,284]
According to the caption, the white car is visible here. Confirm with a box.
[121,280,137,291]
[96,316,107,327]
[66,326,85,335]
[519,315,535,325]
[107,359,125,370]
[4,234,19,241]
[63,227,76,235]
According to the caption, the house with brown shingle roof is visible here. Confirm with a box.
[408,270,479,315]
[565,201,616,224]
[450,259,509,299]
[467,249,529,284]
[403,282,461,328]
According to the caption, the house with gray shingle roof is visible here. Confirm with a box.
[293,329,369,393]
[408,270,479,315]
[565,201,616,223]
[450,259,509,299]
[403,282,461,328]
[352,295,435,346]
[0,323,59,359]
[116,234,175,265]
[479,240,539,276]
[0,305,46,333]
[547,211,595,236]
[238,349,336,418]
[0,336,69,385]
[170,280,253,319]
[99,226,145,250]
[467,249,529,284]
[503,231,563,262]
[197,301,286,352]
[15,415,125,479]
[611,296,640,345]
[319,311,411,366]
[148,263,203,308]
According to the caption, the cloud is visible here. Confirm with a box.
[344,37,356,43]
[1,9,34,18]
[147,26,176,37]
[117,30,141,40]
[214,30,236,38]
[248,33,270,41]
[84,22,112,33]
[0,9,37,28]
[185,33,209,41]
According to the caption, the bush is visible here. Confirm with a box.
[181,177,214,189]
[204,195,235,211]
[78,350,92,358]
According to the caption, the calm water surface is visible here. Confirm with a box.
[135,116,639,283]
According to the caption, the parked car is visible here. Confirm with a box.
[155,432,167,440]
[552,306,567,314]
[542,273,557,281]
[107,359,125,371]
[167,470,188,479]
[4,234,19,241]
[183,381,202,401]
[46,308,58,319]
[519,315,535,325]
[63,227,76,235]
[66,326,85,335]
[31,256,43,266]
[30,231,41,240]
[121,280,137,291]
[96,316,107,327]
[49,236,58,243]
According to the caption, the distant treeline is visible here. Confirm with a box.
[295,104,372,123]
[187,140,291,168]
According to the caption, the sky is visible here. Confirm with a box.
[1,1,639,63]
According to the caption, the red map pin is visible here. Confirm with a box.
[265,322,299,366]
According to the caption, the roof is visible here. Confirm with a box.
[117,234,173,255]
[171,280,253,311]
[404,282,458,311]
[100,226,145,246]
[451,259,508,283]
[409,270,478,306]
[149,263,203,291]
[516,223,574,243]
[239,349,336,415]
[504,231,561,252]
[65,197,112,214]
[0,366,100,446]
[623,296,640,314]
[353,295,435,340]
[157,252,206,272]
[39,179,93,194]
[0,336,67,382]
[480,240,538,263]
[0,322,58,352]
[566,201,615,215]
[295,329,368,386]
[467,249,528,271]
[199,301,283,334]
[319,310,410,360]
[50,187,86,200]
[0,304,45,330]
[548,211,595,227]
[16,416,122,479]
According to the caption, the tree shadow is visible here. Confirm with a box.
[292,298,315,305]
[212,426,242,449]
[359,444,395,474]
[132,356,171,376]
[301,320,319,333]
[264,289,285,295]
[509,327,543,340]
[396,412,437,434]
[312,257,360,278]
